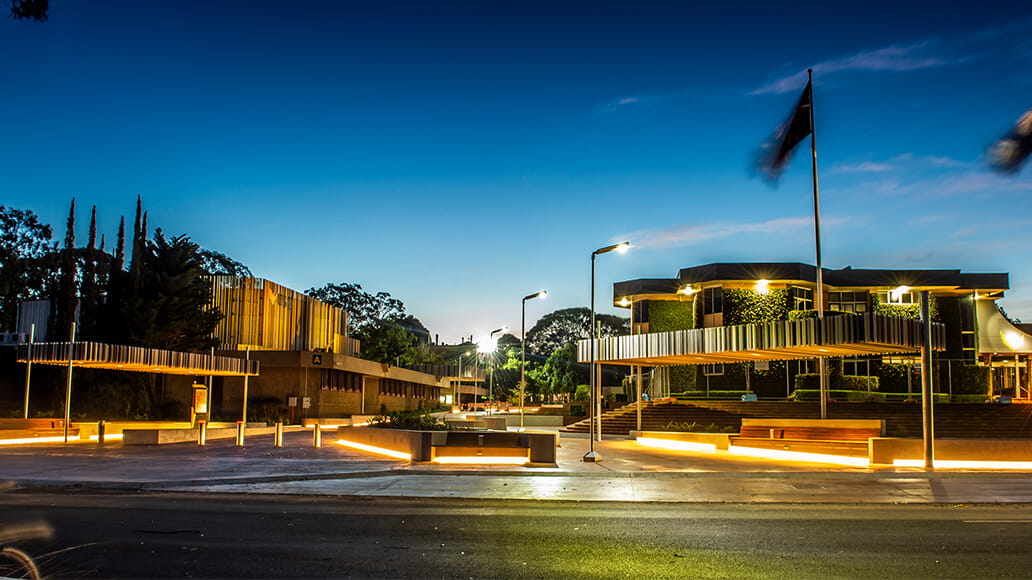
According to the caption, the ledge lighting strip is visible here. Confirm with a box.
[336,439,412,460]
[0,436,81,445]
[432,456,530,465]
[729,445,870,467]
[87,434,124,441]
[637,437,717,453]
[894,459,1032,469]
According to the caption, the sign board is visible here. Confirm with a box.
[754,360,769,371]
[312,354,323,365]
[192,384,208,414]
[302,397,312,409]
[288,396,298,407]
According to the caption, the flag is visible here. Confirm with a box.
[988,107,1032,173]
[757,79,813,180]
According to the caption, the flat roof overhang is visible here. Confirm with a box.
[17,342,260,377]
[579,313,945,366]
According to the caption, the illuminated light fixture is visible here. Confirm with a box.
[336,439,412,460]
[893,459,1032,469]
[317,424,340,430]
[818,348,828,353]
[755,279,770,295]
[679,285,698,296]
[0,435,82,445]
[87,433,124,441]
[432,456,530,465]
[889,285,911,302]
[637,436,717,453]
[728,444,870,467]
[1002,330,1026,351]
[617,297,631,307]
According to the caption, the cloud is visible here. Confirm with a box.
[891,153,969,168]
[833,162,893,173]
[751,41,961,95]
[617,216,845,250]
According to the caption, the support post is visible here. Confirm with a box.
[97,420,106,445]
[197,420,207,446]
[274,422,284,447]
[920,291,935,470]
[63,323,76,444]
[236,421,245,446]
[23,324,34,419]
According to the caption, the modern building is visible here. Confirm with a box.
[209,276,452,420]
[594,262,1031,398]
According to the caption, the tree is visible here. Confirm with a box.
[198,249,253,278]
[0,206,56,331]
[305,282,405,336]
[539,343,590,396]
[357,319,417,364]
[7,0,48,21]
[525,307,629,356]
[50,198,79,340]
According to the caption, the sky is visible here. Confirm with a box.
[2,1,1031,343]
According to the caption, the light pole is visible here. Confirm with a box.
[584,241,629,463]
[521,290,548,431]
[477,327,507,413]
[488,326,506,412]
[455,350,471,409]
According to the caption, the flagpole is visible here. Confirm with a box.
[806,68,828,420]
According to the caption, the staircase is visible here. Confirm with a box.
[562,400,1032,438]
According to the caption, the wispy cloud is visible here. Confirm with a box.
[890,152,969,168]
[751,41,963,95]
[617,216,847,250]
[832,162,893,173]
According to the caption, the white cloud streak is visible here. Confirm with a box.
[752,41,960,95]
[617,216,844,250]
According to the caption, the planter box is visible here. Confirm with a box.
[632,430,734,451]
[337,426,556,464]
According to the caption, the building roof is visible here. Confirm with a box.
[614,262,1009,303]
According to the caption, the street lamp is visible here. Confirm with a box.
[477,327,507,413]
[521,290,548,431]
[455,350,471,409]
[584,241,629,463]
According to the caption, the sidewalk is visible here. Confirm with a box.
[2,429,1031,503]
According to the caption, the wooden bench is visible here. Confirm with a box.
[737,418,884,441]
[0,418,67,430]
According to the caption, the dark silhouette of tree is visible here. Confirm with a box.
[7,0,48,21]
[306,282,405,336]
[50,199,78,340]
[78,206,103,340]
[0,206,56,331]
[525,307,629,356]
[198,249,252,277]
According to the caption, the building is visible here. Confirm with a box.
[600,263,1031,398]
[209,276,451,420]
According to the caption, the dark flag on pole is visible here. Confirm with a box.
[988,107,1032,173]
[757,79,813,180]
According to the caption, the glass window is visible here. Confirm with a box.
[830,291,869,313]
[790,286,813,311]
[702,287,722,314]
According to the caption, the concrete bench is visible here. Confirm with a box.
[737,418,884,441]
[0,418,67,430]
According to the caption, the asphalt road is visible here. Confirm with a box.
[2,492,1031,579]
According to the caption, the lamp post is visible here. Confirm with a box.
[521,290,548,431]
[477,327,506,413]
[584,241,629,463]
[455,350,471,409]
[488,326,506,412]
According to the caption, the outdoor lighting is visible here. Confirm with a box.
[336,439,412,460]
[679,285,698,296]
[637,437,717,453]
[890,285,911,302]
[1003,330,1026,350]
[521,290,548,431]
[585,241,631,463]
[728,444,870,467]
[617,297,631,307]
[755,279,770,295]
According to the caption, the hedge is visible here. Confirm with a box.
[794,373,880,391]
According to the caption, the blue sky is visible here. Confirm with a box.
[2,1,1031,342]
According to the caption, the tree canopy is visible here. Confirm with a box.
[525,307,629,356]
[306,282,405,335]
[0,206,56,331]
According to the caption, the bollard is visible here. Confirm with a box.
[312,424,322,448]
[197,420,207,446]
[274,422,283,447]
[97,420,106,445]
[236,421,245,446]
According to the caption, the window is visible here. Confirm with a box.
[829,291,869,313]
[878,290,915,305]
[702,363,724,376]
[790,286,813,311]
[701,287,722,315]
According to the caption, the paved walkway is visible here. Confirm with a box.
[3,429,1032,503]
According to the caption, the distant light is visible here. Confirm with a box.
[755,279,770,295]
[1003,330,1026,350]
[679,285,698,296]
[890,285,911,302]
[617,297,631,307]
[615,242,630,254]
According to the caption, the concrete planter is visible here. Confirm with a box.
[337,426,556,464]
[632,430,735,451]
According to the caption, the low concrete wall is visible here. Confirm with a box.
[870,438,1032,465]
[632,431,734,451]
[122,424,289,445]
[501,415,565,428]
[445,417,507,430]
[337,426,556,463]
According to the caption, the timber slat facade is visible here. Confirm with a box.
[579,313,945,366]
[17,341,260,376]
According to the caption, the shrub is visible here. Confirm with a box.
[794,373,879,391]
[573,384,590,401]
[368,409,449,431]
